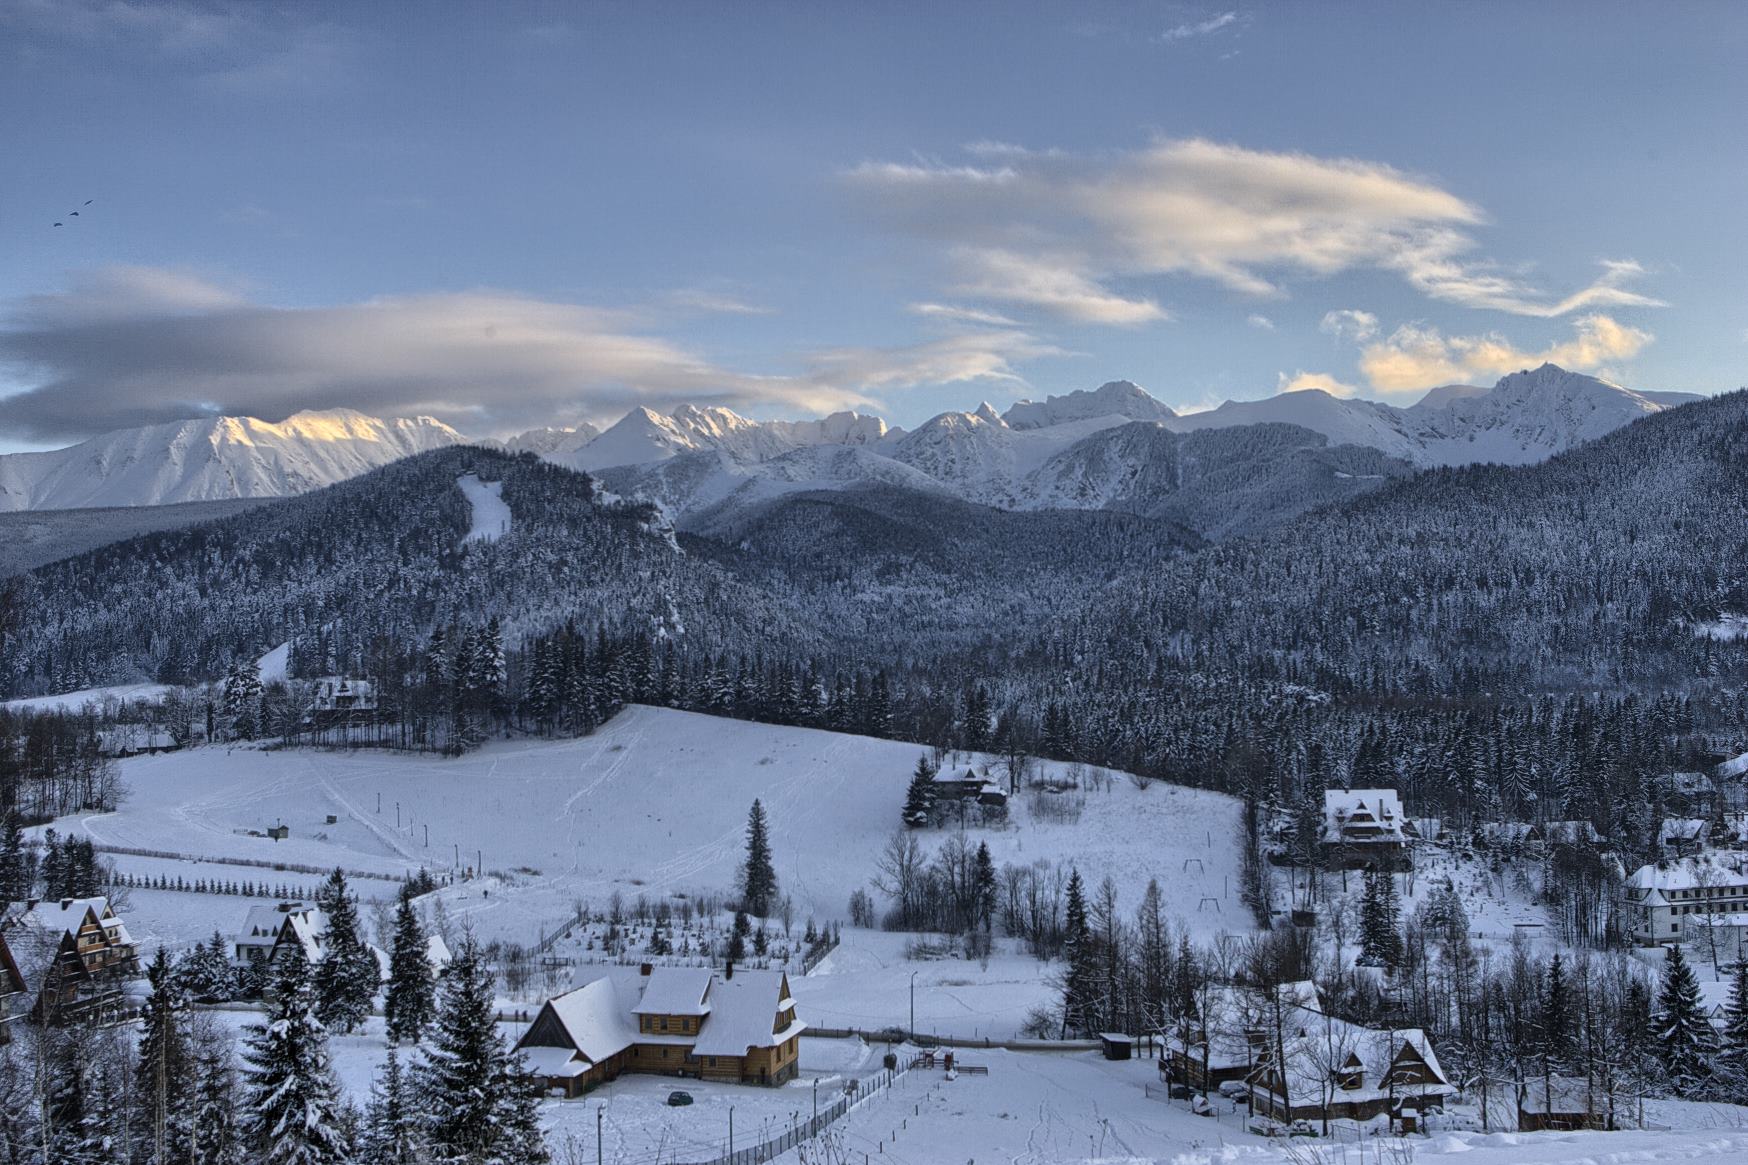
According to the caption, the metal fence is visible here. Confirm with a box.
[672,1058,915,1165]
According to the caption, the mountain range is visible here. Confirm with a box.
[0,366,1702,533]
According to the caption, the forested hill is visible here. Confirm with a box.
[2,447,796,694]
[1043,386,1748,702]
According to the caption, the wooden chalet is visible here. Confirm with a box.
[1246,1006,1450,1133]
[17,897,142,1025]
[1320,789,1414,870]
[0,930,28,1043]
[1162,981,1322,1091]
[516,964,804,1097]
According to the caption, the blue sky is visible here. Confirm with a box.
[1,0,1742,450]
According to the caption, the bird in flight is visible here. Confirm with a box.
[52,199,94,227]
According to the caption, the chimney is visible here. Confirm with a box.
[640,962,653,977]
[60,898,73,909]
[725,961,734,980]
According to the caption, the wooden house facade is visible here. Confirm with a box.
[516,964,804,1097]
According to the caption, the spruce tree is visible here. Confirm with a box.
[973,841,997,931]
[137,946,194,1165]
[1722,959,1748,1082]
[739,799,777,917]
[1654,942,1715,1095]
[1060,869,1094,1038]
[314,868,380,1034]
[241,944,351,1165]
[903,756,937,828]
[416,938,549,1165]
[359,1048,422,1165]
[190,1024,241,1165]
[384,893,437,1045]
[179,931,236,1002]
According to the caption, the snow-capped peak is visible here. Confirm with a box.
[1003,380,1177,430]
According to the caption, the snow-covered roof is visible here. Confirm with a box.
[633,966,714,1017]
[691,969,803,1058]
[1172,982,1322,1070]
[237,902,317,943]
[1719,750,1748,780]
[1541,820,1605,844]
[1322,789,1408,843]
[25,896,119,941]
[368,934,452,983]
[1263,1007,1450,1108]
[520,1045,588,1079]
[1625,852,1748,893]
[1659,818,1710,846]
[526,976,640,1068]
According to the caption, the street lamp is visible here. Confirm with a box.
[596,1105,604,1165]
[729,1106,735,1156]
[909,970,918,1037]
[813,1077,820,1122]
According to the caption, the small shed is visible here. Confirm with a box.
[266,824,289,841]
[1099,1033,1134,1061]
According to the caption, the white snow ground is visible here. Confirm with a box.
[457,472,511,542]
[2,681,174,714]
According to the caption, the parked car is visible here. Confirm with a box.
[666,1091,694,1107]
[1217,1080,1250,1102]
[1168,1083,1193,1100]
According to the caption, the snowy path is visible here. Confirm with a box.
[457,472,511,542]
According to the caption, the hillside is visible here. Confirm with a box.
[0,497,267,576]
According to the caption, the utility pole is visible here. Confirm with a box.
[910,970,918,1036]
[596,1105,603,1165]
[729,1106,735,1156]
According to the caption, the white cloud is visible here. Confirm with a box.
[908,302,1022,327]
[1158,12,1239,42]
[1357,313,1653,392]
[663,288,775,316]
[1246,314,1275,330]
[953,249,1168,326]
[1277,370,1359,397]
[0,267,1063,441]
[846,138,1665,324]
[1319,308,1379,343]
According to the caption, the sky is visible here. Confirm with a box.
[1,0,1744,452]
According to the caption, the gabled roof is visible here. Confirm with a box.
[1264,1006,1450,1107]
[633,966,714,1017]
[1322,789,1408,842]
[691,969,803,1057]
[25,897,120,942]
[1625,852,1748,893]
[522,976,640,1067]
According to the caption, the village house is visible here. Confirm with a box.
[10,896,143,1025]
[1162,980,1322,1091]
[1247,1006,1452,1133]
[1622,853,1748,947]
[1658,771,1721,821]
[0,930,29,1043]
[516,963,804,1096]
[1517,1074,1622,1132]
[1658,818,1711,859]
[232,901,450,992]
[1320,789,1414,870]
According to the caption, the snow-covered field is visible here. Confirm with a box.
[43,705,1245,1036]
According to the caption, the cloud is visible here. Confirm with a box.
[953,249,1168,325]
[1319,309,1379,343]
[1246,314,1275,330]
[908,303,1022,327]
[846,138,1664,324]
[663,288,775,316]
[1357,314,1653,392]
[804,329,1065,393]
[1277,370,1359,397]
[0,268,1063,442]
[0,268,863,441]
[1158,12,1239,42]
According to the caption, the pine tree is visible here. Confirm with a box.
[973,841,997,931]
[903,755,937,828]
[1539,952,1571,1075]
[1722,959,1748,1082]
[314,868,379,1034]
[179,931,236,1002]
[416,938,549,1165]
[137,946,194,1165]
[739,799,777,917]
[241,944,351,1165]
[1060,869,1095,1038]
[190,1024,241,1165]
[384,893,437,1045]
[1359,868,1403,970]
[359,1048,422,1165]
[1653,942,1715,1095]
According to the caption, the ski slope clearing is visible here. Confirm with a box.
[457,472,511,542]
[3,681,173,714]
[63,705,1243,938]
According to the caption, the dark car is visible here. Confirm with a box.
[667,1091,694,1107]
[1168,1083,1192,1100]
